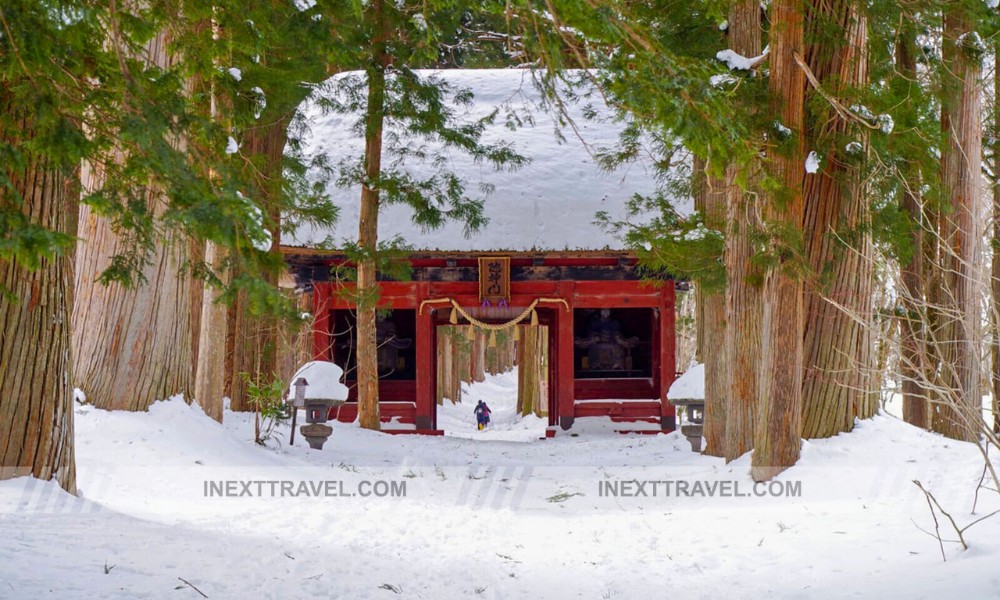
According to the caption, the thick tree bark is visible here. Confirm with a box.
[437,326,453,404]
[752,0,805,482]
[694,157,729,457]
[517,325,546,416]
[194,241,227,422]
[993,50,1000,436]
[190,238,204,382]
[0,94,78,494]
[74,200,193,411]
[227,117,289,411]
[472,329,487,382]
[456,328,473,384]
[508,333,518,372]
[932,9,983,441]
[485,336,499,375]
[72,31,192,411]
[799,0,876,437]
[694,282,704,365]
[723,0,764,463]
[897,28,929,430]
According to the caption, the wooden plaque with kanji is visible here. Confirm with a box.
[478,256,510,304]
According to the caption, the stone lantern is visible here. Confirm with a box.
[670,397,705,452]
[294,378,338,450]
[666,364,705,453]
[287,361,349,450]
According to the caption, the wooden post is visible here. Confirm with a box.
[436,325,447,405]
[516,325,524,413]
[556,282,575,430]
[538,325,549,417]
[660,282,677,432]
[415,283,434,430]
[451,326,461,394]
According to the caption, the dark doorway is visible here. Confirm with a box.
[573,308,654,379]
[331,309,417,383]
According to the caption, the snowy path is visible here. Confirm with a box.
[437,370,548,442]
[2,397,1000,599]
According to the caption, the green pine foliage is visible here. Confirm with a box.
[240,371,291,445]
[7,0,1000,312]
[0,1,336,318]
[495,0,767,288]
[500,0,1000,293]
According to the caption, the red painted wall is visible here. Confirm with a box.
[310,270,677,432]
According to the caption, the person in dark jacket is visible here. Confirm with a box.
[474,400,492,430]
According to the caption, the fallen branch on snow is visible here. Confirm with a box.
[176,577,208,598]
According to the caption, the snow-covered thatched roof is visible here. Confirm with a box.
[286,69,688,253]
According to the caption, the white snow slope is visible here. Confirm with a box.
[2,397,1000,599]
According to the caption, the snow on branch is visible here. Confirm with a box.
[715,45,769,71]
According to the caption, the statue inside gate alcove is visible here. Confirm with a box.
[574,309,638,371]
[376,314,412,375]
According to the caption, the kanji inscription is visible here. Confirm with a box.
[478,256,510,304]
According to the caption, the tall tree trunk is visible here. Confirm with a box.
[356,0,390,430]
[456,328,473,384]
[694,157,729,457]
[277,291,313,382]
[694,282,705,365]
[800,0,875,437]
[228,117,289,411]
[898,26,929,429]
[932,8,983,441]
[437,326,453,404]
[190,238,204,384]
[472,329,487,382]
[675,285,698,370]
[194,241,227,422]
[752,0,806,482]
[993,49,1000,435]
[192,28,231,422]
[0,94,78,494]
[451,328,466,400]
[74,198,193,411]
[72,31,192,411]
[723,0,764,463]
[517,325,546,416]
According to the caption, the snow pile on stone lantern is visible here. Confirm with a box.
[668,363,705,400]
[287,361,349,401]
[667,363,705,452]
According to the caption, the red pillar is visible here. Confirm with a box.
[313,283,331,361]
[414,282,435,430]
[557,281,576,430]
[660,281,677,431]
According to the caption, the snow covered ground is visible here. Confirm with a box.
[2,392,1000,599]
[437,370,548,442]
